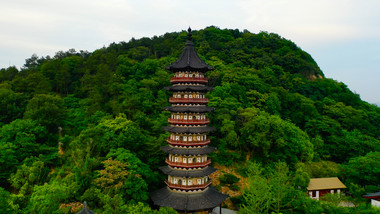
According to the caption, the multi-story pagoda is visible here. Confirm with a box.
[151,28,228,214]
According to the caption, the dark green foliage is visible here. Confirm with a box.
[0,26,378,213]
[219,173,240,185]
[24,94,67,133]
[0,187,12,214]
[0,88,27,125]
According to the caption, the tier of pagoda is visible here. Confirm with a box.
[151,28,228,214]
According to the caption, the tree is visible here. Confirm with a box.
[27,181,69,214]
[0,187,13,213]
[94,158,129,195]
[0,89,27,125]
[12,72,51,94]
[341,152,380,186]
[239,107,314,166]
[0,119,48,182]
[24,94,66,133]
[9,158,50,195]
[240,162,272,214]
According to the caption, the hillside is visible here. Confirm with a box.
[0,26,379,213]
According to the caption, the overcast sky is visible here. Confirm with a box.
[1,0,379,104]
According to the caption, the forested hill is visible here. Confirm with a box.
[0,26,379,213]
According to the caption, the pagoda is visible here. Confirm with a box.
[151,28,228,214]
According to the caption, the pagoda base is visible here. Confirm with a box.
[151,186,228,213]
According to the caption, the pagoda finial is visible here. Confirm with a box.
[187,27,192,41]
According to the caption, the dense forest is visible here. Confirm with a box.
[0,26,379,213]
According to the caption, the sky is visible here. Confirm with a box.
[1,0,379,104]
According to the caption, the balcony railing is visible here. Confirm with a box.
[165,180,211,190]
[168,118,210,125]
[170,76,208,83]
[167,138,211,146]
[169,98,209,104]
[165,158,211,168]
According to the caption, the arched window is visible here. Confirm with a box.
[184,115,187,120]
[178,179,182,185]
[189,115,192,120]
[193,158,197,163]
[184,94,188,98]
[175,136,179,141]
[197,157,201,162]
[183,136,187,141]
[189,94,192,98]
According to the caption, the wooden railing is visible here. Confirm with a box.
[165,158,211,168]
[168,118,210,125]
[166,138,211,146]
[170,76,208,83]
[165,180,211,190]
[169,98,209,104]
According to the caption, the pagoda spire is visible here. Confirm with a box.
[187,27,192,41]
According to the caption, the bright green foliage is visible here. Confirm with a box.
[240,162,272,214]
[239,107,313,165]
[0,119,48,182]
[94,158,129,195]
[10,158,49,195]
[106,148,156,202]
[70,114,147,157]
[27,181,70,214]
[341,152,380,186]
[240,162,303,214]
[304,161,340,178]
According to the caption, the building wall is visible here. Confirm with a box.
[308,189,342,200]
[371,199,380,207]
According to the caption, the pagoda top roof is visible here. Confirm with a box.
[166,28,214,72]
[151,186,228,211]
